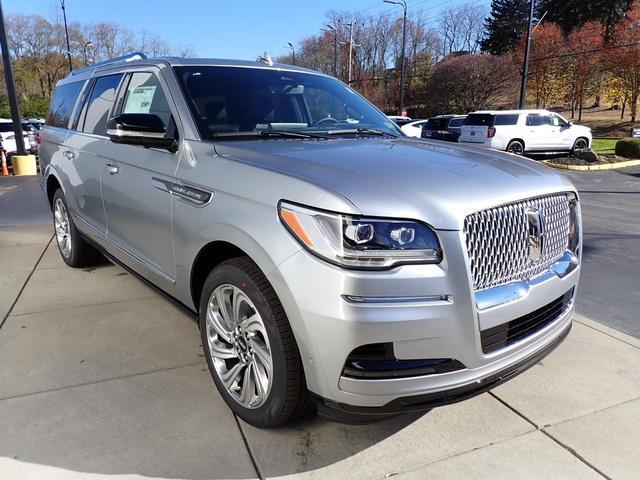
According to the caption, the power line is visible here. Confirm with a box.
[531,40,640,62]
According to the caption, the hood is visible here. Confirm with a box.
[214,137,576,230]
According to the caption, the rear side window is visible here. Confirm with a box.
[463,114,494,126]
[494,114,519,126]
[46,81,84,128]
[424,118,448,130]
[81,74,123,136]
[526,114,546,127]
[449,117,465,128]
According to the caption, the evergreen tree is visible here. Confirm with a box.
[480,0,532,55]
[538,0,633,39]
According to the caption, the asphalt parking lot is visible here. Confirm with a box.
[1,170,639,479]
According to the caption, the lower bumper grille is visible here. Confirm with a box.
[481,288,574,354]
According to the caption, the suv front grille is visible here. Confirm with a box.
[464,194,570,291]
[480,288,574,354]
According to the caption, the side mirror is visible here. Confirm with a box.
[567,121,573,127]
[107,113,176,151]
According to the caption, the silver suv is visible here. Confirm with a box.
[40,54,581,428]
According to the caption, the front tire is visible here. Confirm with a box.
[506,140,525,156]
[199,257,311,428]
[572,137,589,153]
[52,189,102,267]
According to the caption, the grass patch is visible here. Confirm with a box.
[592,138,618,155]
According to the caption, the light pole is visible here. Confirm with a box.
[83,41,93,66]
[60,0,73,72]
[0,0,26,155]
[518,0,535,109]
[321,24,338,77]
[384,0,407,115]
[284,42,295,65]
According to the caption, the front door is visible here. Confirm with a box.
[100,70,180,292]
[525,113,551,151]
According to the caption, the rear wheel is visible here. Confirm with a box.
[572,137,589,153]
[52,189,102,267]
[199,257,311,428]
[506,140,524,156]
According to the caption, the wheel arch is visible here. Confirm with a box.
[45,173,63,210]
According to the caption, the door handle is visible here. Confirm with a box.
[62,150,76,159]
[104,163,119,175]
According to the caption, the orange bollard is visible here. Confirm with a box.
[0,150,8,176]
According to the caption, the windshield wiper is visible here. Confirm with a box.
[211,130,327,140]
[324,128,399,138]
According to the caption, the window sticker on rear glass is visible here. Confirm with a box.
[124,86,156,114]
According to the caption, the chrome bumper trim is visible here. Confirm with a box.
[475,251,578,310]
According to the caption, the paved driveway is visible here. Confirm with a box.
[1,175,639,479]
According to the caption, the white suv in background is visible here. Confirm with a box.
[458,110,592,155]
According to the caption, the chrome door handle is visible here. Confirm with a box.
[104,163,119,175]
[63,150,76,159]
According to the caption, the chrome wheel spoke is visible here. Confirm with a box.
[206,282,273,410]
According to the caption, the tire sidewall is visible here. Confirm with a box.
[507,140,524,155]
[52,189,80,267]
[199,261,291,427]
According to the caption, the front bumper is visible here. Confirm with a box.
[267,229,579,413]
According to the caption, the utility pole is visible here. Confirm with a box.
[384,0,407,115]
[0,0,26,155]
[60,0,73,72]
[518,0,535,109]
[285,42,296,65]
[347,21,355,84]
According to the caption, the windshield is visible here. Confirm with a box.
[173,66,401,139]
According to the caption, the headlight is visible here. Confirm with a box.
[567,192,581,255]
[278,201,442,269]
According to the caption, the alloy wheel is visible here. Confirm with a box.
[54,197,72,258]
[205,284,273,409]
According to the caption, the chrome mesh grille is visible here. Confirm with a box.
[464,194,570,291]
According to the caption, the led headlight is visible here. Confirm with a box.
[278,201,442,269]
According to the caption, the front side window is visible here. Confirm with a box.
[82,74,123,136]
[174,66,400,139]
[46,81,84,128]
[121,72,172,126]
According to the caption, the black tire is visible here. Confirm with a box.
[572,137,589,153]
[199,256,312,428]
[52,189,103,268]
[506,140,525,156]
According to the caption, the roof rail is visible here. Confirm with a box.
[70,51,148,76]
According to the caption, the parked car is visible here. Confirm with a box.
[421,115,467,142]
[400,119,428,138]
[0,119,37,155]
[387,115,414,127]
[458,110,591,155]
[40,54,581,428]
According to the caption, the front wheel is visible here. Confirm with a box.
[199,257,311,428]
[572,137,589,153]
[506,140,525,156]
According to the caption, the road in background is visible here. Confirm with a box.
[0,176,50,225]
[561,166,640,338]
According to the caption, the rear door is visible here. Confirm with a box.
[459,114,493,143]
[99,69,180,291]
[61,74,124,240]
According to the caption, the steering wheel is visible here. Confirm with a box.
[315,117,340,126]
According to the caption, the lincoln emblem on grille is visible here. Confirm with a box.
[525,208,545,260]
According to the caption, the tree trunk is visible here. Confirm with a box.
[631,95,638,123]
[578,93,583,122]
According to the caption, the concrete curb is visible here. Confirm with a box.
[543,159,640,171]
[574,314,640,349]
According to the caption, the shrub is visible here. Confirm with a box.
[615,139,640,158]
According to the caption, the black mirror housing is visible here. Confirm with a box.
[107,113,176,150]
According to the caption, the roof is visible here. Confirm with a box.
[470,109,551,115]
[61,52,323,84]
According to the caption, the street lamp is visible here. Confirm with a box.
[60,0,73,72]
[321,24,338,77]
[83,41,94,66]
[384,0,407,116]
[284,42,295,65]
